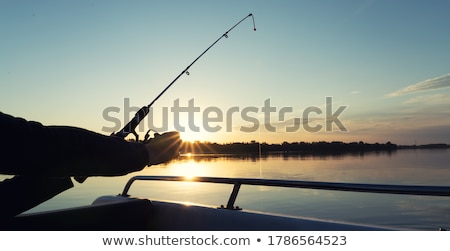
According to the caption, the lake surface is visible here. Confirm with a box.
[3,149,450,230]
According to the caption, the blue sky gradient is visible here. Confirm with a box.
[1,1,450,144]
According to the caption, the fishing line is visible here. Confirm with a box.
[114,13,256,141]
[252,14,256,31]
[259,127,263,178]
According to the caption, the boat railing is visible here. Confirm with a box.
[121,175,450,210]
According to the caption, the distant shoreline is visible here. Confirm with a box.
[397,143,449,149]
[180,141,449,154]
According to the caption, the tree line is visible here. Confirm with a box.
[180,140,401,154]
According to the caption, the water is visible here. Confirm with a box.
[2,149,450,230]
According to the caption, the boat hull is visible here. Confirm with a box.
[3,196,396,231]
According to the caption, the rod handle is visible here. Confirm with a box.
[114,106,149,141]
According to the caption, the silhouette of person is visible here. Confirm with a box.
[0,111,181,218]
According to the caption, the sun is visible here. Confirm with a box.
[180,131,210,143]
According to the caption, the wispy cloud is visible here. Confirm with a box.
[403,93,450,105]
[386,73,450,97]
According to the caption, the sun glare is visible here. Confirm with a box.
[180,131,209,143]
[184,174,195,180]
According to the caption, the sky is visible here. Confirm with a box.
[1,0,450,145]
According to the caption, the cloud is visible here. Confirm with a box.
[403,93,450,105]
[386,73,450,97]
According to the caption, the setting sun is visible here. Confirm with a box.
[179,131,210,143]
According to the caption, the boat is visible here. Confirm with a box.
[3,175,450,231]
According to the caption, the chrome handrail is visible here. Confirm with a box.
[121,175,450,210]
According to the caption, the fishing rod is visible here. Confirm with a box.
[113,13,256,141]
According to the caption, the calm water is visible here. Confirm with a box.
[3,149,450,230]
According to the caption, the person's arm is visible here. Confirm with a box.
[0,112,179,177]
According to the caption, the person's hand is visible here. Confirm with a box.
[145,131,181,165]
